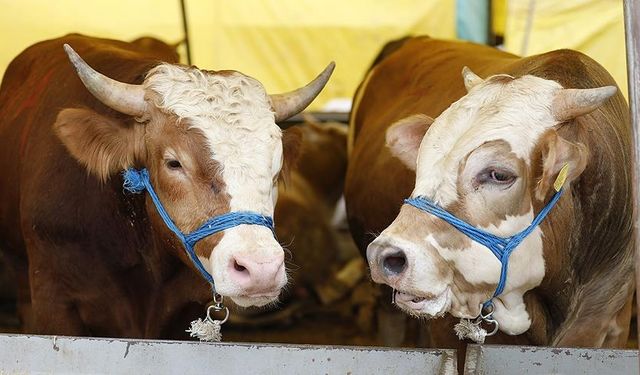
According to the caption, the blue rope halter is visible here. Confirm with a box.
[404,189,563,308]
[122,168,275,287]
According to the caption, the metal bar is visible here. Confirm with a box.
[179,0,192,65]
[463,345,639,375]
[623,0,640,354]
[0,334,458,375]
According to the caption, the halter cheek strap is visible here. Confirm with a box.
[404,189,563,307]
[122,168,275,287]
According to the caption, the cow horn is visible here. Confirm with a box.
[270,62,335,123]
[462,66,483,91]
[63,44,147,117]
[552,86,617,122]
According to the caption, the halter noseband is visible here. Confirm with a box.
[404,189,563,307]
[122,168,275,288]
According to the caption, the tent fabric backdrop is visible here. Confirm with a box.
[504,0,627,97]
[0,0,455,111]
[0,0,627,108]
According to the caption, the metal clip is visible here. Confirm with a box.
[207,294,230,325]
[477,301,499,337]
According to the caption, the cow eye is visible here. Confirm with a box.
[476,168,516,187]
[487,169,516,185]
[166,159,182,170]
[490,170,513,183]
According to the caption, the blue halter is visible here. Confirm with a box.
[122,168,275,287]
[404,189,563,308]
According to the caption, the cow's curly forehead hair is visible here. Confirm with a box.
[138,63,284,216]
[141,64,275,126]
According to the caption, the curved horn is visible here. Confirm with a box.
[462,66,483,91]
[552,86,617,122]
[270,62,335,123]
[63,44,147,117]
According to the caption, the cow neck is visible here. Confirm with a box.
[404,188,564,342]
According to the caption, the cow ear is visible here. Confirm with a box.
[385,114,434,171]
[535,130,588,201]
[280,126,304,184]
[54,108,145,182]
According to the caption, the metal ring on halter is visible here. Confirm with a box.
[480,301,495,319]
[484,317,499,336]
[213,293,224,305]
[206,304,230,324]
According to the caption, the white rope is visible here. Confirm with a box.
[454,319,487,344]
[186,318,223,342]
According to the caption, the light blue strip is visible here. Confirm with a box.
[405,189,563,303]
[456,0,490,44]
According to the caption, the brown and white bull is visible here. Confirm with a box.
[0,34,333,337]
[345,37,634,349]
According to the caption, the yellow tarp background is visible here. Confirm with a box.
[0,0,628,108]
[0,0,455,110]
[504,0,627,97]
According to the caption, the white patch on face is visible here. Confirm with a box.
[144,65,282,214]
[412,75,563,205]
[207,226,285,303]
[376,204,545,332]
[371,230,451,295]
[421,209,544,322]
[144,65,285,304]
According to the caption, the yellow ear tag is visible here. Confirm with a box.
[553,163,569,192]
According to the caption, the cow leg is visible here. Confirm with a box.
[0,245,30,332]
[25,240,85,336]
[145,268,210,339]
[0,251,20,331]
[13,262,32,332]
[602,292,634,348]
[29,270,85,336]
[553,279,634,347]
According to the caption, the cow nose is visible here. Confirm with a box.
[382,251,407,276]
[228,254,285,295]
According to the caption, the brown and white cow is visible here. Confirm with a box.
[345,37,634,349]
[0,34,333,337]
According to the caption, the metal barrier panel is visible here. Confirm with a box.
[463,344,638,375]
[0,334,457,375]
[624,0,640,353]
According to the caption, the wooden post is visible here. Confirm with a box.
[623,0,640,352]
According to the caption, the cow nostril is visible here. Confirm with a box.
[382,252,407,276]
